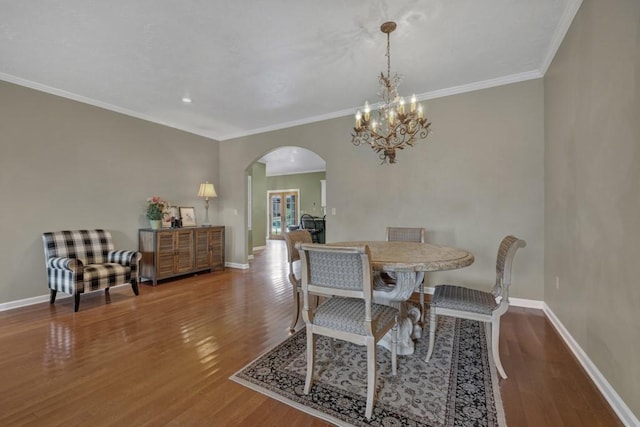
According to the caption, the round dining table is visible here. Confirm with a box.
[329,241,474,355]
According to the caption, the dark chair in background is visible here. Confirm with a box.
[300,213,323,243]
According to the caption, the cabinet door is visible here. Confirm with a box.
[175,229,194,273]
[194,229,211,270]
[156,231,176,278]
[210,228,224,270]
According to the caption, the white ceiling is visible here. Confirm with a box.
[1,0,580,148]
[259,147,326,176]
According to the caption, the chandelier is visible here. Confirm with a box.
[352,21,432,164]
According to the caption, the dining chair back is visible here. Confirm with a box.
[283,230,313,332]
[298,243,398,420]
[425,235,526,379]
[386,226,425,243]
[385,226,427,322]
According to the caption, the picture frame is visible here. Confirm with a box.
[161,211,172,228]
[179,206,197,227]
[162,206,180,228]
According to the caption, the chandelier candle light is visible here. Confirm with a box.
[352,21,432,164]
[197,181,217,227]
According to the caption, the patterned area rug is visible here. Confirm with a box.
[231,317,506,426]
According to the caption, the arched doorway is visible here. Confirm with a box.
[267,189,299,240]
[247,146,326,252]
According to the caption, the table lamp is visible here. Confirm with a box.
[197,181,217,226]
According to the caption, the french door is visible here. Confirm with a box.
[268,190,299,240]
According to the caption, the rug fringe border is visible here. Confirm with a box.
[228,330,355,427]
[229,375,352,427]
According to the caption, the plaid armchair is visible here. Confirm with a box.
[42,229,141,312]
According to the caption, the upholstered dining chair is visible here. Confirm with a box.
[425,235,526,379]
[385,226,427,322]
[283,230,314,332]
[298,243,398,420]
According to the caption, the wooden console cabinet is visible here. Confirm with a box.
[139,226,225,285]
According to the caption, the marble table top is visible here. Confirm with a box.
[328,241,474,272]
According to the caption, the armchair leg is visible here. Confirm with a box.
[74,292,80,312]
[131,281,139,296]
[49,289,57,304]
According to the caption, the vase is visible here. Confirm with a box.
[149,220,162,230]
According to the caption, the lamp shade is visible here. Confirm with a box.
[197,182,217,199]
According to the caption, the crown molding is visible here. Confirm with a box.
[539,0,583,75]
[2,68,544,143]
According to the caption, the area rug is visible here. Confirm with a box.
[231,317,506,426]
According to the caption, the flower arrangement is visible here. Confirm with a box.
[145,196,169,220]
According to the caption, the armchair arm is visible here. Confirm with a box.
[108,250,142,266]
[46,257,82,271]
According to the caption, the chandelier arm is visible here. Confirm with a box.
[351,21,432,164]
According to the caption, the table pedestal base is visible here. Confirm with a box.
[374,271,423,355]
[378,302,421,355]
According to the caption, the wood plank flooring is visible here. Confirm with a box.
[0,240,622,426]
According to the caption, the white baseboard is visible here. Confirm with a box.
[225,262,250,270]
[253,245,266,252]
[0,294,54,312]
[2,263,246,311]
[543,303,638,427]
[509,297,544,309]
[0,283,130,313]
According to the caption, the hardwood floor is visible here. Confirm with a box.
[0,240,622,426]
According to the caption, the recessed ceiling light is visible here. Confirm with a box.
[182,96,192,104]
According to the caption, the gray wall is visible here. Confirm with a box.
[544,0,640,418]
[249,162,268,250]
[0,80,220,304]
[219,79,545,299]
[267,171,325,219]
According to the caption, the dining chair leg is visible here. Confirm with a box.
[289,289,300,333]
[414,271,425,325]
[365,340,376,420]
[490,320,507,379]
[391,322,398,376]
[304,329,316,394]
[419,283,425,324]
[425,309,437,362]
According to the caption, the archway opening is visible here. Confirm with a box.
[246,146,326,254]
